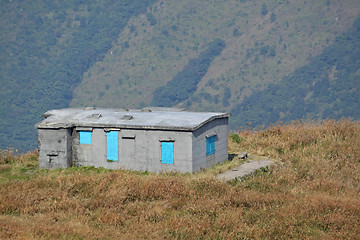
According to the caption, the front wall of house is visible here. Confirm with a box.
[192,118,229,172]
[37,117,228,172]
[38,128,72,169]
[72,128,193,173]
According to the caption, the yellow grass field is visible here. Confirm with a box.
[1,119,359,239]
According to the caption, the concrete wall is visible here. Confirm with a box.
[72,128,193,173]
[38,128,72,169]
[38,117,228,172]
[192,118,229,172]
[72,128,106,168]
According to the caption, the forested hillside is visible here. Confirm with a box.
[152,39,226,107]
[231,16,360,128]
[72,0,360,127]
[0,0,156,151]
[1,0,360,151]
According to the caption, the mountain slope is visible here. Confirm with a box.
[231,16,360,128]
[1,0,360,151]
[0,0,156,151]
[71,0,360,115]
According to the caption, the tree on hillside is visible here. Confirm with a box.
[261,3,268,16]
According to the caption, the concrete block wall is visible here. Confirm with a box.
[72,128,193,173]
[38,117,228,172]
[72,128,106,168]
[126,129,193,173]
[38,128,72,169]
[192,118,229,172]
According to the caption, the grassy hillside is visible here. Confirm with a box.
[71,0,360,114]
[1,120,359,239]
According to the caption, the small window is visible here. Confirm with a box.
[80,131,92,144]
[206,136,215,156]
[161,142,174,164]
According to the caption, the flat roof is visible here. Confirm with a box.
[35,108,230,131]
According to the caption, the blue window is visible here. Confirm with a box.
[106,131,118,161]
[79,131,92,144]
[161,142,174,164]
[206,136,215,156]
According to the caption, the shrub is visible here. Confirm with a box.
[230,133,243,144]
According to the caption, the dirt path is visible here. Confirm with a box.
[216,159,275,181]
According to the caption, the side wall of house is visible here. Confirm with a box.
[38,128,72,169]
[192,118,228,172]
[72,128,193,173]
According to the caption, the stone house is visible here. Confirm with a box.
[35,107,229,173]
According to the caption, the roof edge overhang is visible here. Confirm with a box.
[35,113,231,131]
[190,112,231,131]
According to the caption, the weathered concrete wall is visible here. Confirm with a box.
[192,118,229,172]
[72,128,193,173]
[38,117,228,172]
[38,128,72,169]
[72,128,106,168]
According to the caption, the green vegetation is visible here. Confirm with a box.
[0,149,39,184]
[1,0,360,151]
[230,133,244,144]
[72,0,360,126]
[0,0,156,151]
[230,16,360,128]
[1,120,359,239]
[152,39,225,106]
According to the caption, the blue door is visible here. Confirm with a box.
[161,142,174,164]
[106,131,118,161]
[206,136,215,156]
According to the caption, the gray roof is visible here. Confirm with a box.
[35,108,230,131]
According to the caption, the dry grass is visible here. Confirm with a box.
[1,119,359,239]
